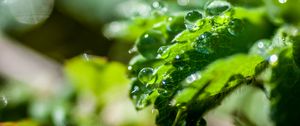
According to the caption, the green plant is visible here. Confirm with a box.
[107,0,300,126]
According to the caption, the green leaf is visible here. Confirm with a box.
[126,2,271,125]
[267,26,300,126]
[171,54,264,126]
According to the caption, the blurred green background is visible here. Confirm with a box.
[0,0,156,125]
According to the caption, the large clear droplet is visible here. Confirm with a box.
[137,30,165,59]
[184,10,203,32]
[185,10,203,23]
[227,19,243,36]
[138,67,156,84]
[205,0,231,15]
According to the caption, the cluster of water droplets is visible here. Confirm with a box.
[130,80,154,110]
[129,0,244,111]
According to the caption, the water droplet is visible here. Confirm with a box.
[172,53,191,69]
[192,32,214,54]
[185,73,201,84]
[0,95,8,108]
[173,55,184,67]
[170,99,177,106]
[206,1,231,15]
[269,54,278,64]
[279,0,287,4]
[138,67,156,84]
[128,66,133,71]
[82,53,90,61]
[128,47,137,54]
[162,78,174,89]
[137,30,166,59]
[131,85,140,94]
[152,1,167,13]
[227,19,243,36]
[167,16,185,35]
[136,94,150,109]
[258,42,264,48]
[157,46,170,59]
[177,0,190,6]
[249,39,271,57]
[152,1,162,9]
[151,108,159,114]
[185,10,203,23]
[184,10,203,32]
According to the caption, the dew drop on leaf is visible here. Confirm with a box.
[162,78,174,89]
[269,54,278,65]
[227,19,243,36]
[131,85,140,94]
[250,39,271,57]
[157,46,170,59]
[167,16,185,35]
[128,66,133,71]
[185,73,201,84]
[152,1,164,9]
[82,53,90,61]
[172,55,185,68]
[205,0,231,15]
[152,1,167,13]
[136,94,150,109]
[128,47,137,54]
[137,30,166,59]
[185,10,203,23]
[138,67,156,84]
[184,10,203,31]
[278,0,287,4]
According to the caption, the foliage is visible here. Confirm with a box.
[104,0,300,126]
